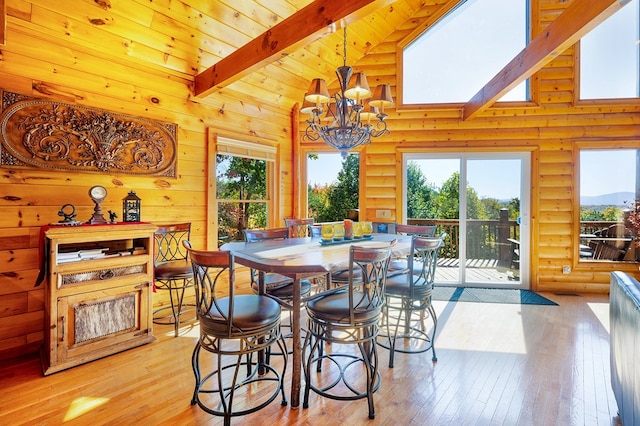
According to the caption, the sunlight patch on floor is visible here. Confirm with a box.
[64,397,109,421]
[433,302,529,354]
[588,301,610,333]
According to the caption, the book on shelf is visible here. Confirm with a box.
[57,248,109,263]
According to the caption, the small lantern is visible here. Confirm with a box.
[122,190,141,222]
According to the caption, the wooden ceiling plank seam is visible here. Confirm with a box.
[253,0,310,18]
[8,17,193,88]
[25,4,200,76]
[6,25,193,90]
[462,0,627,120]
[43,0,156,28]
[214,0,287,33]
[193,0,397,98]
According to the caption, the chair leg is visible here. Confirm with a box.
[191,342,201,405]
[428,303,438,362]
[359,327,378,419]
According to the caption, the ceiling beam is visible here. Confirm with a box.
[193,0,395,99]
[463,0,628,120]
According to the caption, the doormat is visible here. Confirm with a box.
[431,287,558,305]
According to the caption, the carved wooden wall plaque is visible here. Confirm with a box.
[0,91,177,177]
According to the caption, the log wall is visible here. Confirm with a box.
[0,0,639,361]
[0,0,295,360]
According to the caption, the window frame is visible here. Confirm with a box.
[208,132,278,248]
[574,141,639,265]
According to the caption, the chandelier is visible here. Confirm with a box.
[301,27,394,158]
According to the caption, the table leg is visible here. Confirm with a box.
[291,277,301,408]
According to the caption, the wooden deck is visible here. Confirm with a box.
[436,258,520,284]
[0,292,618,425]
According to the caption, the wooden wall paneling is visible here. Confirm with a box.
[0,0,5,46]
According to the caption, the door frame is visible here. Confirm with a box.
[401,151,531,289]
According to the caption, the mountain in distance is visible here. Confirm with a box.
[580,191,635,207]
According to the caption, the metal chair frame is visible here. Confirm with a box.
[184,242,288,426]
[302,243,393,420]
[152,222,195,337]
[378,235,444,368]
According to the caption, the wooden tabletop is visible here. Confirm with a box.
[221,233,410,278]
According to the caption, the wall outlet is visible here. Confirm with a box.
[376,209,391,219]
[562,265,571,274]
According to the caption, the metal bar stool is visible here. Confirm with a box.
[302,242,393,420]
[152,223,195,337]
[184,242,288,425]
[377,234,445,368]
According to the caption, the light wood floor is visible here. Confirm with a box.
[0,292,620,426]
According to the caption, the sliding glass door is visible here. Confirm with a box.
[403,152,530,288]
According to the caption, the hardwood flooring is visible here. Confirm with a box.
[0,292,620,425]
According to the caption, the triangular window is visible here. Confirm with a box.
[402,0,530,105]
[579,0,639,100]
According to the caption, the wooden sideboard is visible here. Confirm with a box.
[41,223,157,375]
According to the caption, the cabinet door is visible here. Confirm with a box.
[56,282,153,365]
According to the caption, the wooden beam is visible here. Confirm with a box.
[0,0,5,46]
[193,0,395,98]
[463,0,628,120]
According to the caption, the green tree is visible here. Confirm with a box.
[320,154,359,221]
[480,198,502,220]
[406,162,438,218]
[216,155,267,240]
[308,183,329,219]
[603,206,623,221]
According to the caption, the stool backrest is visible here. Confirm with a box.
[284,218,314,238]
[183,242,236,334]
[395,223,437,237]
[346,242,393,324]
[243,227,289,242]
[407,236,444,298]
[154,223,191,263]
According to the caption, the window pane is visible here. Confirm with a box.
[307,153,359,222]
[579,149,638,262]
[580,0,639,99]
[218,201,267,244]
[403,0,528,104]
[216,153,268,245]
[216,154,267,200]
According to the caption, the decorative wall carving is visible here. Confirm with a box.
[0,91,177,176]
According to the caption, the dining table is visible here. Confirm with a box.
[220,232,411,408]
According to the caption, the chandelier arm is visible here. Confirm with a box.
[302,25,392,156]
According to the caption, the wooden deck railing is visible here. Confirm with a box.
[408,209,519,263]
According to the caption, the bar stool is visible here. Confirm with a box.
[303,242,393,420]
[152,223,194,337]
[243,228,312,345]
[386,223,438,277]
[184,242,287,425]
[377,235,444,368]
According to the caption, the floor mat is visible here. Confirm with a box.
[431,287,558,305]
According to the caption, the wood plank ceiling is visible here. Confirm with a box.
[4,0,627,119]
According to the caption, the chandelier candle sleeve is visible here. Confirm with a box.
[302,27,393,158]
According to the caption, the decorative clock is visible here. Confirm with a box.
[87,185,108,224]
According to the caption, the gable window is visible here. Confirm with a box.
[579,0,639,100]
[215,137,276,246]
[402,0,529,104]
